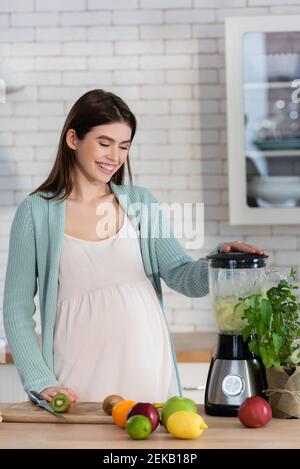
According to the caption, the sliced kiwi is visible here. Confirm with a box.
[51,393,71,413]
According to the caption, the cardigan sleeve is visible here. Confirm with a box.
[3,197,59,394]
[152,197,211,298]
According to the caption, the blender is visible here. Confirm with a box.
[204,252,269,416]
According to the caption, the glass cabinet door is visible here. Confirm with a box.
[244,31,300,209]
[226,16,300,224]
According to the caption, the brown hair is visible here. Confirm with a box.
[30,89,137,201]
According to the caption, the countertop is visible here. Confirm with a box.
[1,332,218,364]
[173,332,217,362]
[0,405,299,449]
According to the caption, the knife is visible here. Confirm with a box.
[28,390,65,420]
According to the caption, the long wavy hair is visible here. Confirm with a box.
[30,89,136,201]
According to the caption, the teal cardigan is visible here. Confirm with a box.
[3,180,213,396]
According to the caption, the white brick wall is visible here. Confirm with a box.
[1,0,300,335]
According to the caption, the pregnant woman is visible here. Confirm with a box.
[3,89,266,403]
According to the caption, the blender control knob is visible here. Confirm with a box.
[222,374,245,397]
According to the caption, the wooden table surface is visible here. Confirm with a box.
[1,405,299,449]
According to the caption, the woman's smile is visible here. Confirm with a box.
[95,161,116,174]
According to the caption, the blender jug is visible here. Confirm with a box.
[209,253,268,335]
[204,252,271,417]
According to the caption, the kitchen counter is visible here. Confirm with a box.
[173,332,217,362]
[0,405,299,449]
[1,332,218,364]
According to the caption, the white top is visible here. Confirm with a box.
[53,212,179,402]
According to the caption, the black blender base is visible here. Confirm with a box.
[205,402,239,417]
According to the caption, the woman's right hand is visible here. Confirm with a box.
[40,386,80,403]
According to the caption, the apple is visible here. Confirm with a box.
[238,396,272,428]
[127,402,160,432]
[161,396,198,429]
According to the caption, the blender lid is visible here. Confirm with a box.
[207,251,268,269]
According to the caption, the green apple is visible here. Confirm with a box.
[161,396,198,430]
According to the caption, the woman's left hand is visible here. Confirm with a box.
[219,241,267,256]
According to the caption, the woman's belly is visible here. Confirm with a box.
[53,279,179,402]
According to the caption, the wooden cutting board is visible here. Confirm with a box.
[0,401,114,424]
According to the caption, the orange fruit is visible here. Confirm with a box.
[112,400,136,428]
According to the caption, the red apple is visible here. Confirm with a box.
[238,396,272,428]
[127,402,160,432]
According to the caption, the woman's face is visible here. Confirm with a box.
[67,121,132,182]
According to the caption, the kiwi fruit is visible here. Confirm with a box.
[51,393,71,413]
[102,394,124,415]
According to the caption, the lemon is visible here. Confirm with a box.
[166,411,208,439]
[153,402,164,409]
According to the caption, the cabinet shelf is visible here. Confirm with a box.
[247,149,300,158]
[226,15,300,224]
[244,81,295,90]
